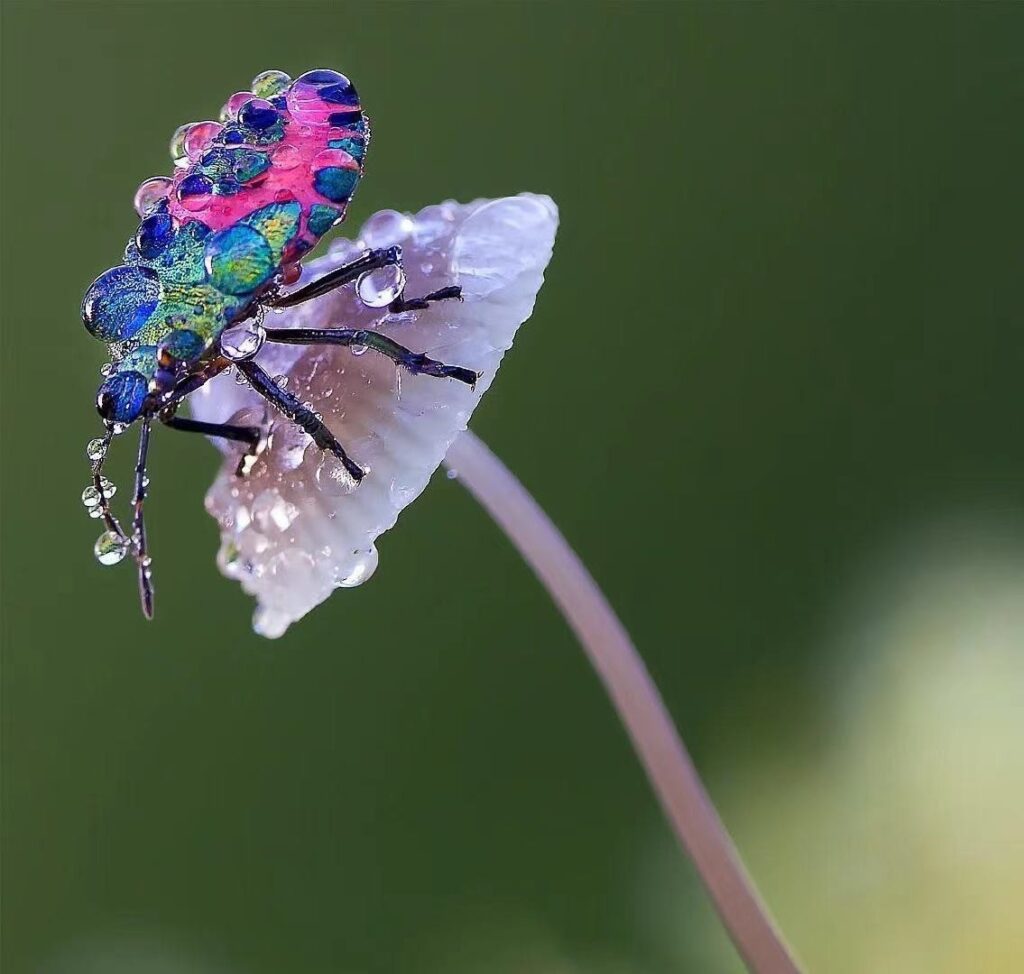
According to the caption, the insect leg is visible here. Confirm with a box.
[234,359,365,482]
[263,328,479,387]
[388,284,463,314]
[132,417,155,619]
[162,415,265,477]
[265,246,402,309]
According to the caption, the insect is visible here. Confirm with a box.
[82,68,475,618]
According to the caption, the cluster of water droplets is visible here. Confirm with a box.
[80,434,132,566]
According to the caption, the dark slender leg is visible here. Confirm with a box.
[163,415,262,449]
[266,246,402,309]
[234,359,365,482]
[264,327,479,387]
[163,414,264,477]
[389,284,463,314]
[133,417,155,619]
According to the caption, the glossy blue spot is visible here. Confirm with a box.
[298,69,348,87]
[307,204,341,236]
[313,166,358,203]
[222,127,246,145]
[320,82,358,106]
[179,173,213,197]
[97,370,148,423]
[270,95,287,109]
[82,265,161,341]
[135,212,174,258]
[327,110,363,128]
[158,328,205,363]
[239,101,279,130]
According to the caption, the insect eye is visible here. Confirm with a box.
[96,371,148,424]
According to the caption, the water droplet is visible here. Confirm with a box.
[133,176,173,216]
[357,264,406,308]
[94,530,129,566]
[169,123,195,167]
[272,374,289,389]
[184,120,223,161]
[86,438,107,462]
[81,485,102,508]
[360,209,415,247]
[220,320,267,361]
[99,476,117,499]
[99,362,114,377]
[350,344,367,356]
[234,370,248,385]
[315,454,359,496]
[446,468,459,480]
[270,143,301,169]
[335,546,379,587]
[110,422,128,436]
[251,69,292,100]
[220,91,254,122]
[88,507,105,520]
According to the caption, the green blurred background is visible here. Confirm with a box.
[3,2,1023,971]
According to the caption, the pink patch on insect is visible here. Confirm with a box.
[166,84,368,259]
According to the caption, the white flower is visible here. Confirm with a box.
[191,194,559,636]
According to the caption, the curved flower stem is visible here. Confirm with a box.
[444,429,801,974]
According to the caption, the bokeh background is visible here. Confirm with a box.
[3,2,1023,971]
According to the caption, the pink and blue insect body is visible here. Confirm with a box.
[82,69,474,617]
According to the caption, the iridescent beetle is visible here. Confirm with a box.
[82,69,474,617]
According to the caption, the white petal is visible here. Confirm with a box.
[191,194,559,636]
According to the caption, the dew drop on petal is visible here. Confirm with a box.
[220,321,267,361]
[335,546,379,588]
[94,531,129,566]
[360,209,416,248]
[86,438,107,462]
[315,454,359,496]
[133,177,173,216]
[356,264,406,308]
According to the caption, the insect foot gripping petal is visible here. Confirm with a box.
[192,194,558,636]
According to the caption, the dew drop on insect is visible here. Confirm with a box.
[81,485,102,508]
[315,454,359,496]
[169,123,194,167]
[99,476,117,499]
[133,176,173,216]
[357,264,406,308]
[220,91,254,122]
[94,531,129,566]
[99,362,114,377]
[86,438,107,462]
[272,374,289,389]
[184,121,223,161]
[220,320,267,361]
[270,143,301,169]
[88,507,105,520]
[349,344,367,356]
[251,69,292,100]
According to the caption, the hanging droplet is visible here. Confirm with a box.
[133,176,173,216]
[99,476,117,499]
[81,485,102,508]
[350,343,367,356]
[272,374,289,389]
[356,264,406,308]
[88,507,105,520]
[94,531,130,566]
[315,454,359,496]
[220,320,267,361]
[99,362,114,377]
[335,546,379,588]
[86,438,108,462]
